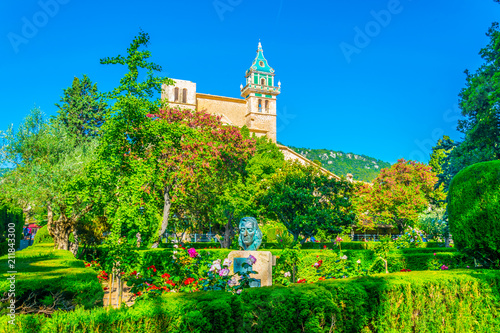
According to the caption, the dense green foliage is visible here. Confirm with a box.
[435,22,500,191]
[3,270,499,332]
[33,226,53,245]
[0,108,96,250]
[0,198,24,255]
[287,146,390,182]
[0,243,103,314]
[448,160,500,268]
[261,162,356,244]
[354,159,439,233]
[54,75,108,140]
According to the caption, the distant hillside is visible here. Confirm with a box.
[287,146,391,182]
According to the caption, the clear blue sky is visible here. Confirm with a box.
[1,0,500,164]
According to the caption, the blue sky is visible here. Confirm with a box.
[1,0,500,164]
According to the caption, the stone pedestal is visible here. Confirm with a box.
[228,251,276,287]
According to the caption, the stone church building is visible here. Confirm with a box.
[161,42,341,180]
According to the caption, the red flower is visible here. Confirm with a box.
[323,245,327,249]
[297,279,306,283]
[318,277,326,281]
[184,277,196,285]
[161,273,171,279]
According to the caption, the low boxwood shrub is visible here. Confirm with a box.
[448,160,500,267]
[159,242,221,249]
[4,270,500,332]
[33,226,53,245]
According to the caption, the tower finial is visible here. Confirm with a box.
[258,40,262,51]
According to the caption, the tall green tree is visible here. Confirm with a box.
[354,159,438,234]
[54,75,108,140]
[94,31,255,248]
[261,161,355,244]
[442,22,500,183]
[209,135,285,248]
[0,108,96,250]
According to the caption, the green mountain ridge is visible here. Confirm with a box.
[287,146,391,182]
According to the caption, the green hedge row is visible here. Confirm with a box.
[160,242,221,249]
[133,247,467,283]
[153,241,451,251]
[3,269,500,332]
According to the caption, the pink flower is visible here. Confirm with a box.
[219,268,230,277]
[188,248,198,258]
[247,255,257,265]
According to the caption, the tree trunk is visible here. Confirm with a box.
[153,185,172,248]
[222,218,235,249]
[53,221,72,251]
[47,206,71,250]
[47,204,92,251]
[69,230,79,257]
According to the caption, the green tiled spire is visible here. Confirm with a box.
[246,42,275,75]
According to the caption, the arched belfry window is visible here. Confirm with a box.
[174,87,179,102]
[261,78,266,86]
[182,88,187,103]
[265,100,269,113]
[258,99,262,112]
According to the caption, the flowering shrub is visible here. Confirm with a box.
[127,247,260,299]
[126,246,208,298]
[303,252,367,282]
[395,227,425,249]
[274,246,301,285]
[427,253,450,271]
[84,260,101,269]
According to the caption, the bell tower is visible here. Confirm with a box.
[240,42,281,142]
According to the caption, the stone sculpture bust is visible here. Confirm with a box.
[238,217,262,251]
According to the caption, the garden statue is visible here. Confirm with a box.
[238,217,262,251]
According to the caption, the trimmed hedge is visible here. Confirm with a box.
[0,243,103,313]
[3,269,500,332]
[449,160,500,267]
[299,241,449,250]
[134,247,467,283]
[160,242,221,249]
[33,226,53,245]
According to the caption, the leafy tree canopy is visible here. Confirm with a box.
[354,159,438,234]
[261,161,356,244]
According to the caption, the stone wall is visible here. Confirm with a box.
[196,93,247,127]
[162,79,196,110]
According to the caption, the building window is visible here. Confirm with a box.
[261,78,266,86]
[182,88,187,103]
[258,99,262,112]
[174,87,179,102]
[265,100,269,113]
[259,61,264,67]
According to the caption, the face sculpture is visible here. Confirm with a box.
[238,217,262,251]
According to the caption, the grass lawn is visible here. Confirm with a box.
[0,243,103,313]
